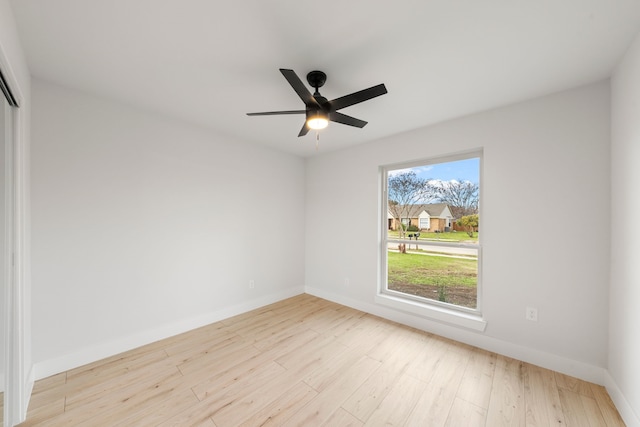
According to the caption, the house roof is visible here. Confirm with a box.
[389,203,452,219]
[10,1,640,157]
[422,203,452,218]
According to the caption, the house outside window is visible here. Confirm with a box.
[380,152,482,317]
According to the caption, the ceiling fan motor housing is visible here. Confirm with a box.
[307,70,327,90]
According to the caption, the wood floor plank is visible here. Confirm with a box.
[210,373,301,426]
[175,336,260,377]
[236,382,318,427]
[64,338,173,384]
[156,403,218,427]
[251,322,319,352]
[456,348,497,409]
[23,373,67,414]
[187,328,319,399]
[64,368,185,426]
[558,388,600,427]
[112,387,200,427]
[314,308,365,338]
[275,332,349,371]
[403,333,450,383]
[579,392,608,427]
[322,408,364,427]
[162,327,237,358]
[220,304,276,328]
[18,295,625,427]
[555,371,596,398]
[485,355,526,426]
[282,356,381,427]
[341,334,413,422]
[29,373,66,395]
[362,373,427,426]
[334,314,391,348]
[66,347,171,391]
[229,311,288,340]
[13,396,65,427]
[192,360,286,402]
[303,345,373,393]
[524,363,566,426]
[210,354,323,427]
[444,397,487,426]
[367,326,416,363]
[403,348,468,426]
[590,383,626,426]
[64,358,180,411]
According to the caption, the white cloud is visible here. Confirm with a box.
[387,165,433,177]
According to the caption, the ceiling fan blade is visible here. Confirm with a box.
[330,111,368,128]
[280,69,321,109]
[247,110,305,116]
[329,83,387,111]
[298,122,310,137]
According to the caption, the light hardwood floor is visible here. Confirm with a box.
[18,294,625,426]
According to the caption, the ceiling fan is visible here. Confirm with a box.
[247,69,388,137]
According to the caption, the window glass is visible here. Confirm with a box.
[383,154,481,313]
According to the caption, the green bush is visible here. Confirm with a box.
[457,214,479,238]
[437,283,448,302]
[407,225,419,232]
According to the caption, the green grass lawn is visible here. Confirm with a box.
[387,230,478,242]
[387,251,477,287]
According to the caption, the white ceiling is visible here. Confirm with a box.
[10,0,640,157]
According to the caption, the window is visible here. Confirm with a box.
[419,217,430,230]
[380,152,483,323]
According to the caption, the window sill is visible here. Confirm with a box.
[375,293,487,332]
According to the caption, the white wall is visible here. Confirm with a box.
[305,81,611,382]
[30,79,306,377]
[609,31,640,427]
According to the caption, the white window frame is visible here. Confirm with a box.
[419,217,429,230]
[377,150,486,331]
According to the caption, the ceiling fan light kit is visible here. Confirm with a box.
[306,110,329,130]
[247,68,387,139]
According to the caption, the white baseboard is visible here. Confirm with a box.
[605,370,640,427]
[305,286,605,385]
[33,286,305,381]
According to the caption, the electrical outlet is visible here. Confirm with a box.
[526,307,538,322]
[249,280,255,289]
[344,278,350,287]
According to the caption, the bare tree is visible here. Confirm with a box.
[388,171,435,241]
[435,180,479,219]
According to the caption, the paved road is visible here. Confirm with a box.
[387,241,478,257]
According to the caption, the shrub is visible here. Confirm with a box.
[437,283,448,302]
[407,225,419,232]
[457,214,479,238]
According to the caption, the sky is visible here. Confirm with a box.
[389,157,480,184]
